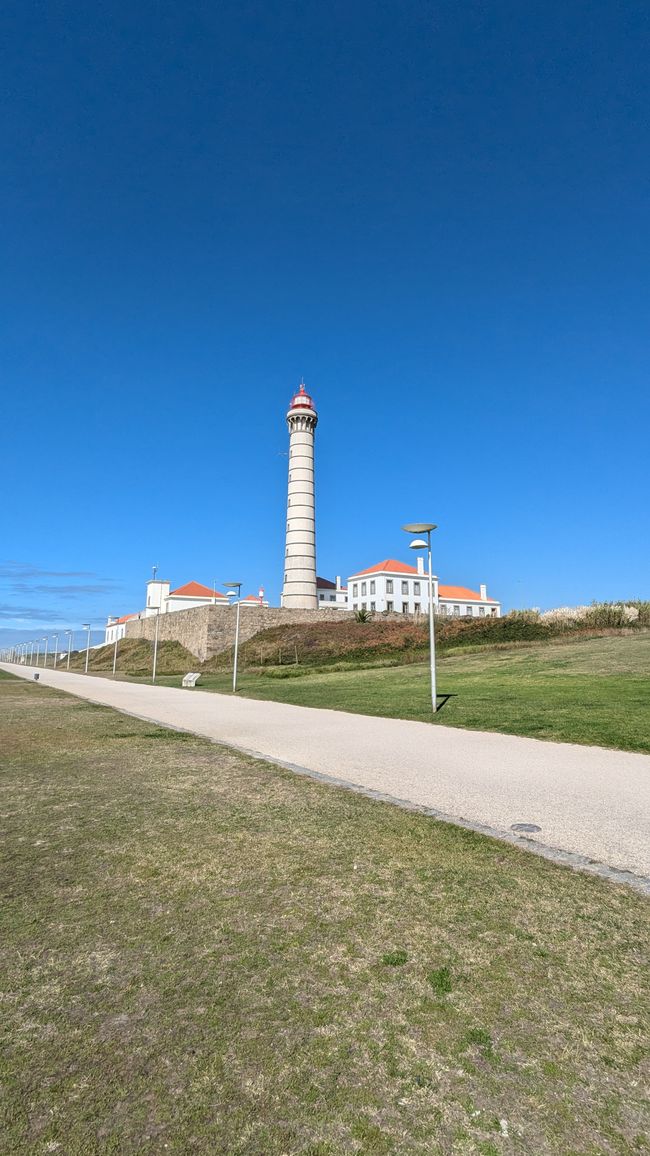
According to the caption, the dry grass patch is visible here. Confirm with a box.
[1,672,649,1154]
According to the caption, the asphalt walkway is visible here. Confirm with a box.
[3,662,650,889]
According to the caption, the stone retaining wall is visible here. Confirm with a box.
[125,605,350,661]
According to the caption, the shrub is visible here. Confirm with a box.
[354,608,374,623]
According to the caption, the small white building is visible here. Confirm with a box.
[105,579,270,644]
[316,576,348,609]
[346,559,500,617]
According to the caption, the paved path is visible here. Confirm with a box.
[4,663,650,889]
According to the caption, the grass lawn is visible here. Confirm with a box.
[1,673,649,1154]
[148,634,650,753]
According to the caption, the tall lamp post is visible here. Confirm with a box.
[111,622,120,677]
[402,522,438,714]
[35,639,41,667]
[52,633,59,667]
[65,630,73,670]
[42,636,49,669]
[150,608,161,684]
[83,624,91,673]
[224,583,242,692]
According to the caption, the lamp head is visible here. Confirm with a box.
[409,538,428,550]
[402,522,437,534]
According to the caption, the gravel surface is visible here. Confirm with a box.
[4,663,650,884]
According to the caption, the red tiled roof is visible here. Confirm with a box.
[168,581,228,600]
[113,613,138,624]
[316,576,337,589]
[241,594,265,603]
[349,559,419,577]
[438,585,497,602]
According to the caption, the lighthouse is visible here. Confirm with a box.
[281,382,318,609]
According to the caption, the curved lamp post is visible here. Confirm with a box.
[402,522,438,714]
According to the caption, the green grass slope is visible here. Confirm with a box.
[159,634,650,753]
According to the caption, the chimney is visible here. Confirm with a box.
[480,584,487,601]
[336,575,342,590]
[417,556,425,575]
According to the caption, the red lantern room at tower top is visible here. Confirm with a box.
[288,382,317,415]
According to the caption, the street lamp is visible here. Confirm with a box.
[402,522,438,714]
[150,607,161,684]
[224,583,242,692]
[52,633,59,667]
[82,624,91,673]
[42,636,49,669]
[65,629,73,670]
[29,639,35,665]
[111,622,120,677]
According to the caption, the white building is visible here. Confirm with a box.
[316,576,348,608]
[105,580,269,644]
[346,559,501,617]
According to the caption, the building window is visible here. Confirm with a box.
[402,602,408,614]
[319,594,324,600]
[370,580,375,594]
[453,605,460,616]
[370,601,375,611]
[361,602,367,611]
[466,606,473,616]
[401,581,409,595]
[413,602,420,613]
[361,582,367,596]
[439,604,447,615]
[387,601,393,612]
[330,594,335,601]
[386,579,393,594]
[414,582,420,595]
[352,584,358,597]
[479,606,485,616]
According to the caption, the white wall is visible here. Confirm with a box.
[347,572,500,617]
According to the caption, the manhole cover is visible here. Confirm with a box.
[510,822,541,833]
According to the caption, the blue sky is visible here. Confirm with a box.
[1,0,649,646]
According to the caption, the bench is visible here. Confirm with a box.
[182,672,201,688]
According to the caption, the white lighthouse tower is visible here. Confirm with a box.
[281,382,318,609]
